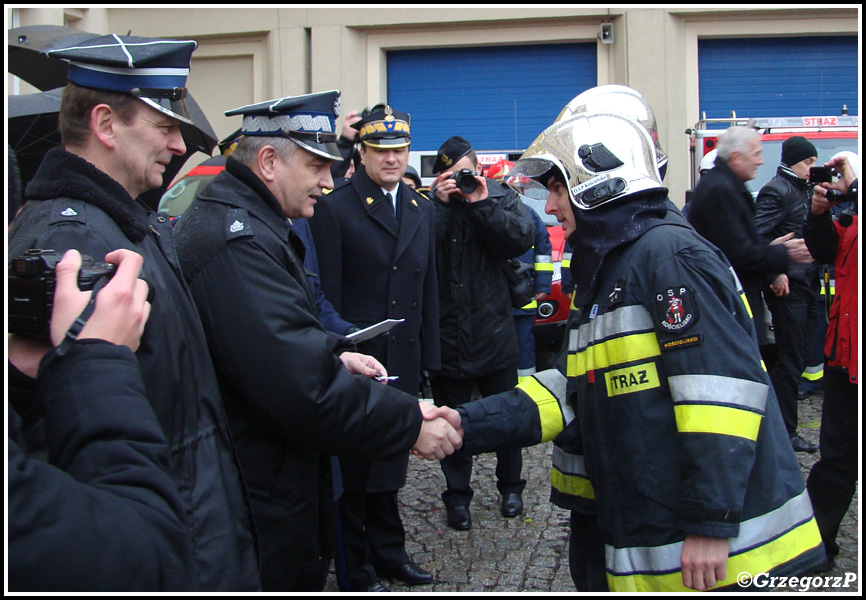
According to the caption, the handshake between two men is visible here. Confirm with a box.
[337,351,464,460]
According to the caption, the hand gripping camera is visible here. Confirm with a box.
[8,250,118,336]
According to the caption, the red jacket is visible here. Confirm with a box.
[805,212,858,384]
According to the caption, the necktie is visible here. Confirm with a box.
[390,192,401,222]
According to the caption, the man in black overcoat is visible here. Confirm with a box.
[309,107,440,591]
[172,92,461,592]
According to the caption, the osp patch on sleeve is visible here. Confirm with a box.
[654,285,699,334]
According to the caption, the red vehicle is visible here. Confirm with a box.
[686,113,859,198]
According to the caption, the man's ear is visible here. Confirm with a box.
[90,104,118,150]
[256,145,280,182]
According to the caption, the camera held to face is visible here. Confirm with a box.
[8,250,118,336]
[449,168,479,196]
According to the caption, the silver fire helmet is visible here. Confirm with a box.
[527,85,668,174]
[507,111,663,211]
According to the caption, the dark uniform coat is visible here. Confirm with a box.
[431,178,535,379]
[9,341,195,592]
[687,158,789,345]
[172,157,425,589]
[309,166,440,491]
[456,196,825,591]
[9,148,259,592]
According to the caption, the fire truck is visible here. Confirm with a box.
[685,112,859,197]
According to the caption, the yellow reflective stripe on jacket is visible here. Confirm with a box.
[669,374,768,412]
[561,252,572,269]
[728,266,754,319]
[516,370,570,442]
[520,299,538,310]
[551,446,595,500]
[607,491,822,592]
[673,404,763,441]
[534,255,554,272]
[669,374,766,440]
[567,305,660,378]
[568,332,661,378]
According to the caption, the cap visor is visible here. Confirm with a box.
[295,139,343,162]
[139,96,194,126]
[362,137,410,149]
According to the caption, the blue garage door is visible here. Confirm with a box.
[387,43,597,151]
[698,36,858,125]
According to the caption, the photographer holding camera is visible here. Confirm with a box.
[7,36,258,590]
[9,249,197,591]
[428,135,534,530]
[804,154,859,572]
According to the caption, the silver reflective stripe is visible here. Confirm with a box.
[569,304,654,352]
[552,446,587,477]
[729,266,744,294]
[534,369,574,425]
[729,489,815,554]
[535,254,553,263]
[605,489,816,574]
[607,539,683,575]
[668,374,769,412]
[517,367,537,378]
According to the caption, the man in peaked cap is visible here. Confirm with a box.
[8,34,261,590]
[172,93,463,591]
[308,106,440,591]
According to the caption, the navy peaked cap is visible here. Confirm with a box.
[47,33,197,124]
[352,106,411,149]
[225,91,343,161]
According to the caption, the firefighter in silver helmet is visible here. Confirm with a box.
[442,94,826,592]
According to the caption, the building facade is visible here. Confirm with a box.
[8,6,859,205]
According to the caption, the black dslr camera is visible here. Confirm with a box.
[448,168,479,196]
[8,250,117,336]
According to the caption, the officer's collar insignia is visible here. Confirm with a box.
[654,285,699,333]
[366,197,375,205]
[411,199,418,207]
[60,207,78,217]
[230,220,245,233]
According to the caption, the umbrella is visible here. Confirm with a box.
[8,25,97,91]
[8,88,63,186]
[8,25,218,208]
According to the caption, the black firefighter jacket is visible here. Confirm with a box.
[309,165,440,491]
[172,158,425,589]
[9,147,259,591]
[431,178,534,379]
[453,204,825,591]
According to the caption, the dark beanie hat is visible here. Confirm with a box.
[781,136,817,167]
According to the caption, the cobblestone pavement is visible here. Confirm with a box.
[325,391,859,593]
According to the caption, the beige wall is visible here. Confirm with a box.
[8,6,859,203]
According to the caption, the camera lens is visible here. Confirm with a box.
[456,171,478,194]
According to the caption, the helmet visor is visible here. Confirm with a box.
[505,157,559,201]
